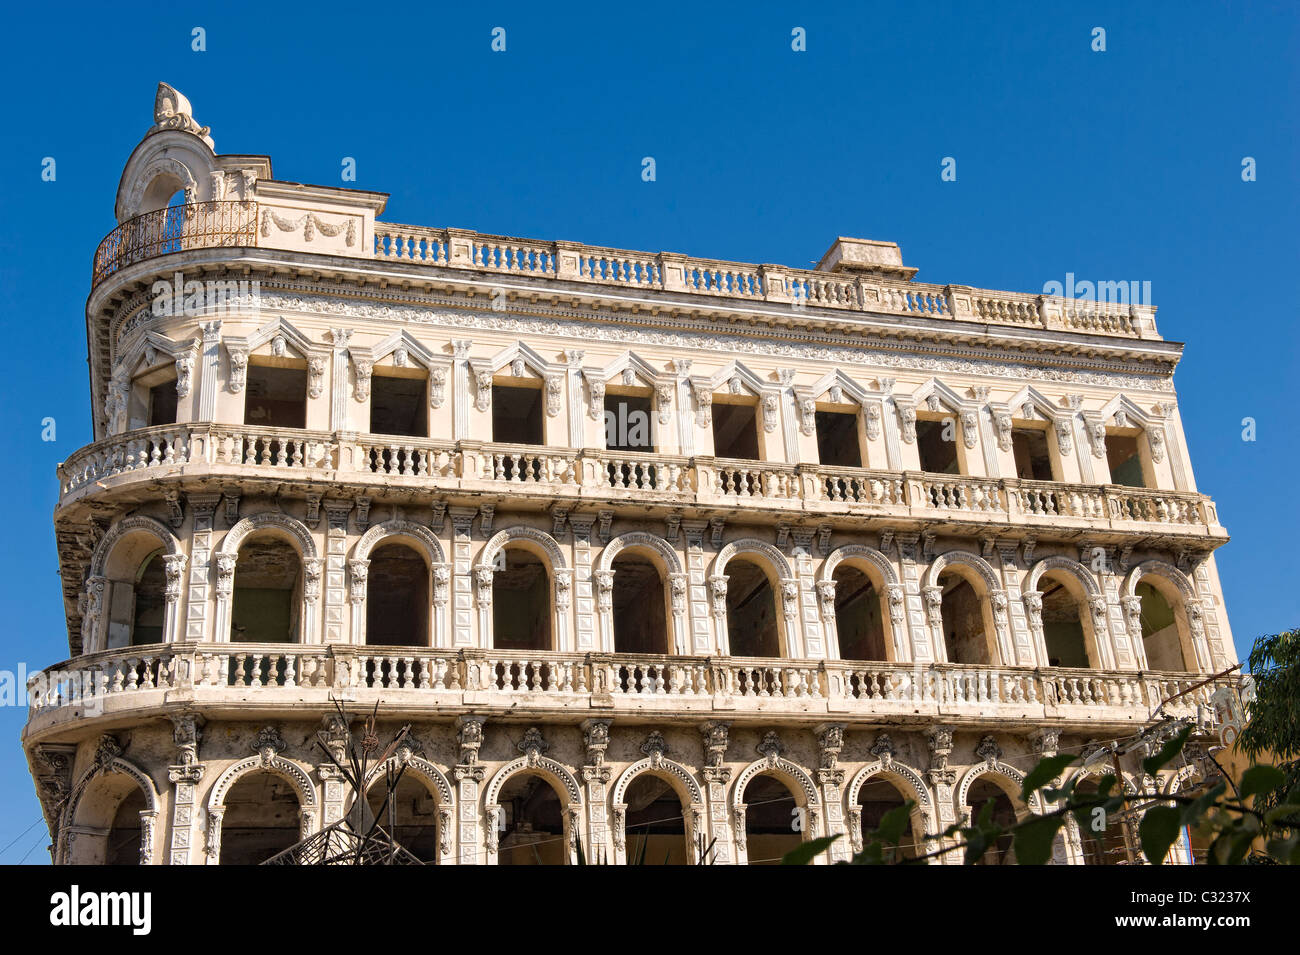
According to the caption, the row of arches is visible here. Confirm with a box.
[83,515,1211,673]
[63,745,1165,866]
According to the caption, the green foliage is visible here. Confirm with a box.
[780,835,840,865]
[1239,628,1300,816]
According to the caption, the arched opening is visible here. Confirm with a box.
[742,773,802,865]
[231,535,301,643]
[938,568,995,665]
[68,771,152,865]
[366,543,428,647]
[965,777,1019,865]
[857,775,920,861]
[1074,777,1132,864]
[364,774,439,863]
[611,551,668,655]
[622,773,688,865]
[218,772,301,865]
[130,553,167,647]
[497,773,567,865]
[726,559,781,658]
[833,564,887,661]
[101,530,172,651]
[491,547,552,651]
[1036,572,1093,669]
[1136,578,1190,671]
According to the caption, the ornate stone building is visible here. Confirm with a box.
[25,84,1242,865]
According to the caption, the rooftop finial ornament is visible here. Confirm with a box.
[150,82,214,150]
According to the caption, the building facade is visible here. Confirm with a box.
[24,84,1242,865]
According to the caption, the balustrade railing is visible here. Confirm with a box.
[57,425,1220,535]
[27,644,1244,729]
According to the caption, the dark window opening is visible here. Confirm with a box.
[365,543,428,647]
[1011,427,1054,481]
[611,554,667,655]
[492,548,551,651]
[231,537,300,643]
[1038,579,1089,668]
[966,779,1017,865]
[940,571,991,665]
[857,778,919,861]
[1106,433,1147,488]
[366,775,439,863]
[833,565,886,661]
[492,384,544,446]
[105,787,148,866]
[148,381,178,426]
[1076,778,1131,864]
[916,418,960,474]
[604,394,653,452]
[712,402,760,460]
[623,775,688,865]
[816,410,862,468]
[1137,580,1187,671]
[371,374,427,438]
[130,554,167,647]
[498,774,566,865]
[726,559,780,658]
[218,772,302,865]
[743,774,801,865]
[244,365,307,429]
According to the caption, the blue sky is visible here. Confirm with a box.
[0,1,1294,862]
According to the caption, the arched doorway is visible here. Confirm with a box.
[621,773,689,865]
[365,543,429,647]
[218,771,302,864]
[965,776,1020,865]
[741,774,802,865]
[1035,571,1096,669]
[129,553,168,646]
[497,773,567,865]
[938,568,997,665]
[856,775,920,861]
[1135,579,1190,671]
[231,535,301,643]
[726,559,781,658]
[833,564,888,661]
[492,547,552,651]
[611,551,669,655]
[66,770,155,865]
[364,774,439,863]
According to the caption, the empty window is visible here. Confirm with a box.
[816,410,862,468]
[833,565,886,661]
[130,554,167,646]
[1037,578,1089,668]
[857,777,920,861]
[244,365,307,429]
[366,775,440,863]
[742,774,801,865]
[916,418,959,474]
[492,548,551,651]
[148,381,178,426]
[712,402,760,460]
[1011,427,1054,481]
[611,553,667,655]
[939,571,991,665]
[492,384,543,445]
[231,536,300,643]
[497,774,566,865]
[622,774,689,865]
[218,772,302,865]
[604,394,653,452]
[371,374,427,437]
[1136,580,1187,671]
[725,560,780,657]
[966,779,1017,865]
[365,544,428,647]
[1106,433,1147,488]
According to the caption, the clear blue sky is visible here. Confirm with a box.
[0,1,1294,862]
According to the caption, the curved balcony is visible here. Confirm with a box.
[92,200,258,286]
[23,642,1240,741]
[57,423,1226,541]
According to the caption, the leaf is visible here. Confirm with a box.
[1143,725,1191,776]
[780,834,839,865]
[1013,814,1067,865]
[1139,806,1184,865]
[1263,803,1300,826]
[1021,753,1078,802]
[871,800,916,846]
[1239,765,1286,801]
